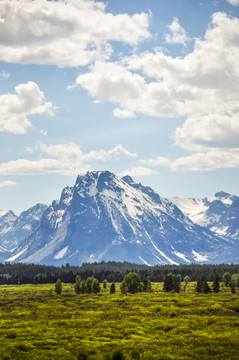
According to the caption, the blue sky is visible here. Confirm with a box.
[0,0,239,214]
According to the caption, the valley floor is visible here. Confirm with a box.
[0,283,238,359]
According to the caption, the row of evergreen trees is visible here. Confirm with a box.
[54,271,237,295]
[1,261,239,285]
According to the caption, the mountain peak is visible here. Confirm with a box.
[122,175,135,184]
[2,173,239,266]
[214,191,231,198]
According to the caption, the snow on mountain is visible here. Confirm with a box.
[0,210,7,218]
[170,191,239,241]
[7,171,238,266]
[0,204,47,254]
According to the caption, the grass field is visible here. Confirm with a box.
[0,282,238,359]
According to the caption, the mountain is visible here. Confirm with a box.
[6,171,238,266]
[170,191,239,240]
[0,204,47,255]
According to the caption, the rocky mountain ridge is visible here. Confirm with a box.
[2,171,238,266]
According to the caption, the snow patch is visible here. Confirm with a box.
[173,251,191,263]
[54,246,68,259]
[6,247,28,261]
[192,250,208,262]
[0,210,7,218]
[210,226,229,236]
[23,225,31,231]
[138,256,151,266]
[149,237,178,265]
[89,184,98,197]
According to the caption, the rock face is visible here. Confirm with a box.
[0,204,47,255]
[6,171,239,266]
[170,191,239,240]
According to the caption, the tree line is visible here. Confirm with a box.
[0,261,239,285]
[53,271,238,296]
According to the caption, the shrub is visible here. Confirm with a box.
[55,279,62,294]
[85,277,94,293]
[120,272,140,294]
[91,279,100,294]
[222,272,231,287]
[163,273,181,293]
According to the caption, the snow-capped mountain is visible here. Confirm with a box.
[0,204,47,254]
[7,171,238,266]
[170,191,239,240]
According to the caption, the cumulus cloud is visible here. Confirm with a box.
[171,150,239,171]
[120,166,157,177]
[0,143,138,176]
[74,60,186,119]
[74,12,239,171]
[76,12,239,120]
[0,81,55,134]
[226,0,239,6]
[0,0,151,67]
[165,17,190,46]
[175,113,239,151]
[0,180,17,188]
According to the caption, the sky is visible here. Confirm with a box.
[0,0,239,215]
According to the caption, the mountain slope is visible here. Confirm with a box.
[170,192,239,240]
[7,171,238,266]
[0,204,47,253]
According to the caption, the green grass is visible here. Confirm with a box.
[0,282,238,359]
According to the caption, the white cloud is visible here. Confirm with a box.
[120,166,157,177]
[0,180,17,188]
[226,0,239,6]
[165,17,190,46]
[175,113,239,152]
[75,12,239,121]
[0,81,55,134]
[0,70,10,79]
[0,0,151,67]
[74,12,239,171]
[74,60,186,119]
[139,156,170,167]
[171,150,239,171]
[0,143,138,176]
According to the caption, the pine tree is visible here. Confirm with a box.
[110,282,116,294]
[196,280,203,293]
[74,275,82,294]
[203,281,211,294]
[172,274,181,293]
[163,273,173,292]
[103,279,107,289]
[212,274,220,293]
[142,276,152,292]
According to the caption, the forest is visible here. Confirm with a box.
[0,261,239,284]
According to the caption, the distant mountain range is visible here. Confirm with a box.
[0,171,238,265]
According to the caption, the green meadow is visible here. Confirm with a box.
[0,282,238,360]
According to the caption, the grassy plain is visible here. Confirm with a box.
[0,282,238,360]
